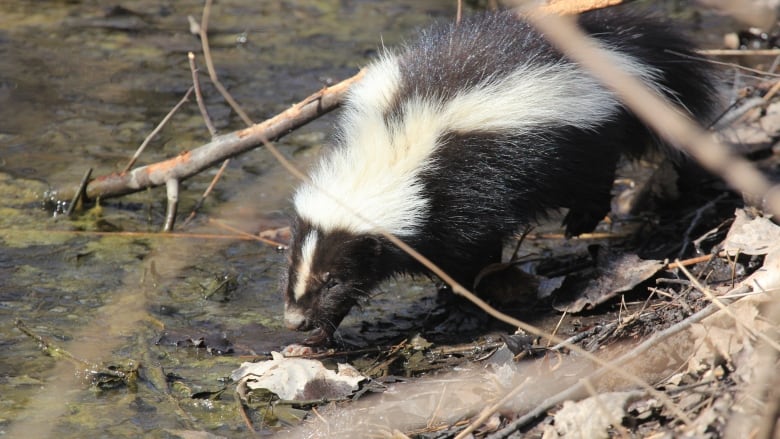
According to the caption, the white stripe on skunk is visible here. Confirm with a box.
[292,230,319,301]
[281,9,718,343]
[294,48,668,236]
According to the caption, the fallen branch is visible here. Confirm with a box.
[122,87,194,174]
[62,69,365,201]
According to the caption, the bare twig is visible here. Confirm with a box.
[666,254,714,270]
[489,283,752,438]
[199,0,253,126]
[188,52,217,137]
[185,49,226,225]
[152,53,207,231]
[550,322,611,351]
[121,87,194,174]
[208,218,288,248]
[677,262,780,352]
[525,230,634,240]
[761,78,780,104]
[0,228,262,241]
[68,70,364,201]
[182,0,257,225]
[427,384,448,429]
[546,311,567,349]
[15,319,92,368]
[235,393,255,433]
[182,159,230,226]
[669,49,780,79]
[509,224,533,261]
[64,168,93,217]
[711,96,764,129]
[454,377,532,439]
[163,178,179,232]
[677,194,728,259]
[699,48,780,56]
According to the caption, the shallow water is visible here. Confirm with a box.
[0,0,732,437]
[0,1,453,437]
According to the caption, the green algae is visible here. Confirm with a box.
[0,0,462,437]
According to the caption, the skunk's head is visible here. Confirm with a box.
[282,218,385,344]
[281,50,433,344]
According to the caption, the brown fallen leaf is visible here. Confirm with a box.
[723,208,780,256]
[554,252,664,313]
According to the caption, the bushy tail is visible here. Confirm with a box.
[578,8,720,156]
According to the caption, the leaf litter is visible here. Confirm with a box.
[16,116,777,438]
[9,4,780,438]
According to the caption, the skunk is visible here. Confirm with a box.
[281,9,718,343]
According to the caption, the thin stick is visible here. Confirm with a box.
[699,48,780,56]
[676,261,780,352]
[677,194,728,260]
[0,228,262,241]
[546,311,567,349]
[454,377,532,439]
[200,0,253,126]
[121,87,194,174]
[235,394,255,433]
[711,97,765,129]
[188,52,217,137]
[74,70,364,201]
[163,178,179,232]
[427,384,448,429]
[761,78,780,104]
[669,49,780,79]
[489,283,752,438]
[208,218,288,248]
[550,325,597,351]
[185,50,231,226]
[157,51,212,232]
[539,0,623,15]
[667,254,713,270]
[183,159,230,226]
[509,225,533,261]
[184,0,250,225]
[15,319,92,368]
[64,168,93,217]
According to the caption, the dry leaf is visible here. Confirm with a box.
[723,209,780,256]
[231,352,366,401]
[542,391,644,439]
[555,253,663,312]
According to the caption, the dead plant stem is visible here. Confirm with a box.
[188,52,217,137]
[121,87,193,174]
[676,262,780,352]
[200,0,253,126]
[489,283,752,438]
[454,377,532,439]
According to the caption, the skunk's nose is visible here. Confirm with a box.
[283,307,307,331]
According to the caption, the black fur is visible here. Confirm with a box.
[283,9,718,342]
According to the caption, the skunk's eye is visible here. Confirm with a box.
[323,272,339,290]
